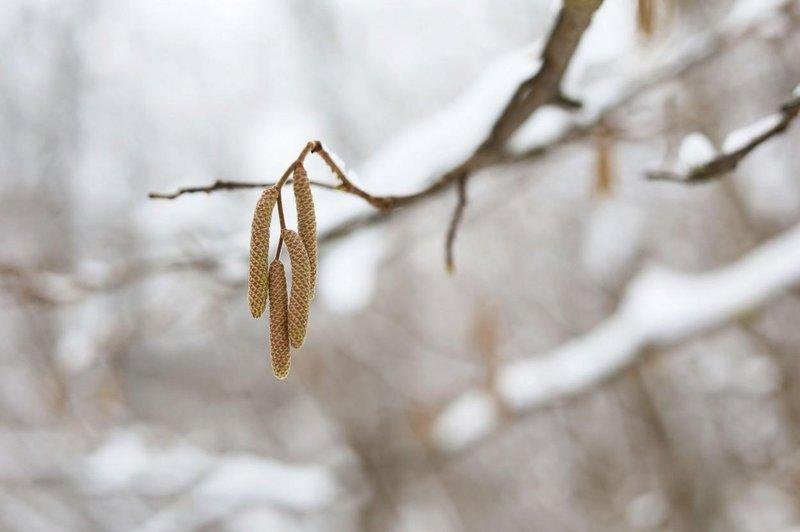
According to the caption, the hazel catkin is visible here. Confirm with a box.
[282,228,312,349]
[293,164,318,297]
[268,259,291,379]
[247,186,279,318]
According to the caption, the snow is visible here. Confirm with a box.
[497,313,641,412]
[322,143,347,175]
[678,132,717,169]
[79,428,339,522]
[431,390,499,452]
[508,106,574,153]
[794,84,800,98]
[354,45,542,196]
[196,455,339,510]
[435,221,800,450]
[78,429,212,496]
[319,142,369,191]
[722,113,783,154]
[136,454,339,532]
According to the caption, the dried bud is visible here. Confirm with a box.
[293,164,318,297]
[282,229,312,349]
[247,186,279,318]
[268,259,291,379]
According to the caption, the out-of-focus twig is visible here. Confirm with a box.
[648,96,800,183]
[444,172,469,274]
[0,257,239,306]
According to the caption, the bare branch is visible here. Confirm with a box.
[445,172,469,274]
[149,141,318,200]
[148,178,340,200]
[648,96,800,183]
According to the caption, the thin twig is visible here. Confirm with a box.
[311,142,395,210]
[149,141,318,200]
[648,96,800,183]
[445,172,469,274]
[148,178,340,200]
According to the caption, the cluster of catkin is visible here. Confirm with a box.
[247,163,317,379]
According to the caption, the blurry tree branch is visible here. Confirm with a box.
[316,1,799,244]
[433,222,800,452]
[13,1,794,301]
[0,257,239,306]
[648,95,800,182]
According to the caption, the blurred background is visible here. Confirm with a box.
[2,0,800,530]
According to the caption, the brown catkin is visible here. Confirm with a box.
[247,186,279,318]
[293,164,317,297]
[268,259,291,379]
[282,229,312,348]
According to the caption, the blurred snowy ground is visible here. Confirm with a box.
[2,0,800,530]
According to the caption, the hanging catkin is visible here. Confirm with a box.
[268,259,291,379]
[293,164,318,297]
[282,229,312,348]
[247,186,279,318]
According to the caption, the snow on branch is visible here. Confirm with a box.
[146,0,798,262]
[648,95,800,183]
[149,0,606,267]
[19,1,795,301]
[309,0,800,245]
[433,221,800,452]
[74,428,339,532]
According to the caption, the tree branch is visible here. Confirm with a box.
[148,0,606,268]
[148,179,340,200]
[317,0,792,244]
[432,221,800,452]
[647,95,800,183]
[445,172,469,274]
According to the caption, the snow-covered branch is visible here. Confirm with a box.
[433,221,800,452]
[72,428,339,532]
[318,0,799,244]
[149,0,606,267]
[648,94,800,183]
